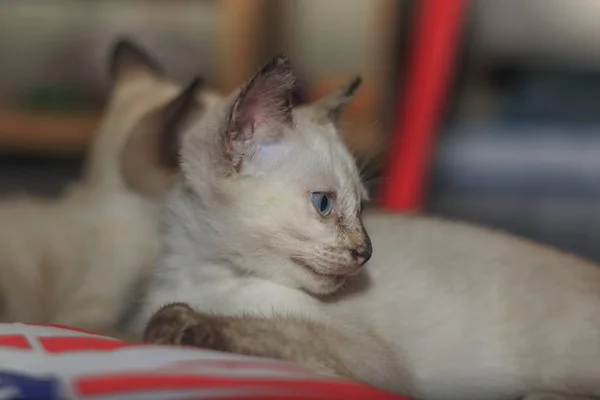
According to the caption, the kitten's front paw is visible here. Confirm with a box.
[180,321,228,351]
[143,302,228,351]
[143,302,203,345]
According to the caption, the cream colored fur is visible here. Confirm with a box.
[0,40,220,334]
[138,57,600,400]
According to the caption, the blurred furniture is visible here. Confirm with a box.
[0,109,100,155]
[423,0,600,264]
[0,0,397,160]
[0,0,266,156]
[380,0,469,211]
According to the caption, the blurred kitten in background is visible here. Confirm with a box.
[0,38,221,336]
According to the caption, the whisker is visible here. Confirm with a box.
[362,175,393,186]
[357,135,391,176]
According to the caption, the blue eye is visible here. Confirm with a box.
[310,192,333,216]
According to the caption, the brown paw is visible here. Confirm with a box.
[143,302,229,351]
[143,302,202,344]
[180,321,228,351]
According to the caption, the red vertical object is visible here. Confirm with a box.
[380,0,468,212]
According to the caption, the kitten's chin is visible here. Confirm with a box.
[290,257,347,295]
[304,274,347,296]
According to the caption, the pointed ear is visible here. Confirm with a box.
[160,77,204,168]
[109,38,164,83]
[309,76,362,123]
[224,56,295,169]
[121,78,204,196]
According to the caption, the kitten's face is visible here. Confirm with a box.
[179,57,371,295]
[231,109,370,294]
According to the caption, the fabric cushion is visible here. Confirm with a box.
[0,323,411,400]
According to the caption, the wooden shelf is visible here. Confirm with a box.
[0,109,101,155]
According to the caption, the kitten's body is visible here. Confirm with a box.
[0,40,220,333]
[143,209,600,399]
[0,184,159,330]
[139,58,600,400]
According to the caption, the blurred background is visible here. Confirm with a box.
[2,0,600,263]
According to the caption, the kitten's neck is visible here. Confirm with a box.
[160,185,241,280]
[159,184,296,287]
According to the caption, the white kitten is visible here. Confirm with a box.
[139,57,600,400]
[0,39,220,335]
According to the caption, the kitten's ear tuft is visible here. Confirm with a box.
[121,77,205,196]
[310,75,363,123]
[227,55,295,146]
[344,76,363,99]
[109,38,164,82]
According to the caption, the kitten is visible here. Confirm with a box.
[137,56,600,400]
[0,38,220,336]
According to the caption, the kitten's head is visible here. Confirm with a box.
[83,38,221,197]
[172,57,370,295]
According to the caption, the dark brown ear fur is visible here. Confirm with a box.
[159,77,204,168]
[121,78,204,196]
[109,38,165,83]
[310,76,362,123]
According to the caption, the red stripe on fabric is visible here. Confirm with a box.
[184,396,338,400]
[39,339,220,353]
[0,334,31,349]
[25,323,97,335]
[166,359,311,374]
[75,374,403,399]
[187,396,408,400]
[39,336,131,353]
[187,396,383,400]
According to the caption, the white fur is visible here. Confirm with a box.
[140,77,600,399]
